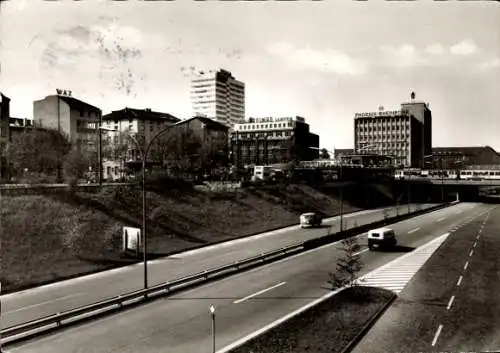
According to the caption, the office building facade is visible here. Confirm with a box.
[354,94,432,168]
[191,69,245,127]
[354,109,424,168]
[231,116,319,167]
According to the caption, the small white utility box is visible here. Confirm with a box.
[122,226,142,256]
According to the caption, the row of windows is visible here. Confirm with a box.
[357,133,410,139]
[237,131,293,139]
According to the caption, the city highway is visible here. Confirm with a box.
[0,203,435,330]
[351,203,500,353]
[4,202,485,353]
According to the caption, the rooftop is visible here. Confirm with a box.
[103,107,180,123]
[177,116,229,131]
[41,95,101,113]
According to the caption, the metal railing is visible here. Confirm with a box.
[0,203,451,345]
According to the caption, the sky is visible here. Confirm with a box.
[1,0,499,151]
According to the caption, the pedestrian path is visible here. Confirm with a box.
[355,233,449,294]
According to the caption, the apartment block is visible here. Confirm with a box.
[191,69,245,127]
[33,94,102,154]
[101,107,180,180]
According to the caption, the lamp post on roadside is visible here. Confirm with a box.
[309,147,345,232]
[107,123,180,291]
[420,154,434,209]
[98,126,118,186]
[209,304,216,353]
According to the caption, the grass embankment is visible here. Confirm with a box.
[229,286,396,353]
[0,182,394,294]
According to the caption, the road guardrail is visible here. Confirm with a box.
[0,202,454,345]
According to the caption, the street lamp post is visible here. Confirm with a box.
[309,147,345,231]
[209,304,216,353]
[116,123,179,291]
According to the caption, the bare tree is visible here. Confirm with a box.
[328,236,364,290]
[157,127,203,179]
[102,128,135,180]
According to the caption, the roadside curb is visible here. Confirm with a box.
[339,291,397,353]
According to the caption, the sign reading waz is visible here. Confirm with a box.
[56,89,72,97]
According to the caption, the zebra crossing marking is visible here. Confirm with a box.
[355,233,449,294]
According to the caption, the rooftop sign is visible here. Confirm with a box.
[355,109,409,118]
[56,89,72,97]
[248,116,305,123]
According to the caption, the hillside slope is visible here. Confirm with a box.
[0,182,394,293]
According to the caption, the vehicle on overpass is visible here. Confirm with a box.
[300,212,323,228]
[367,227,397,250]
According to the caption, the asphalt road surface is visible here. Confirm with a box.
[351,203,499,353]
[4,202,484,353]
[1,203,434,329]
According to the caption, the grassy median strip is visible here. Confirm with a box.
[229,286,396,353]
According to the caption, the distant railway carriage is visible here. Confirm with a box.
[393,168,500,181]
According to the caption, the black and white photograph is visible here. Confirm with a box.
[1,0,499,352]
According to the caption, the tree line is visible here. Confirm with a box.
[0,126,229,184]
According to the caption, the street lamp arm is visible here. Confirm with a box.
[125,123,179,162]
[144,123,181,162]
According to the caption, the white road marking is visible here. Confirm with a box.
[408,227,421,234]
[436,217,445,223]
[473,242,477,248]
[3,293,85,314]
[447,295,455,310]
[353,248,369,256]
[457,275,463,286]
[464,261,469,271]
[217,233,450,353]
[233,282,286,304]
[432,324,443,347]
[469,250,474,257]
[355,233,449,294]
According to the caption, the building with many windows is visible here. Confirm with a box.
[101,107,180,180]
[34,93,102,153]
[191,69,245,127]
[231,116,319,168]
[354,93,432,168]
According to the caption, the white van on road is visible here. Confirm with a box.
[367,227,397,250]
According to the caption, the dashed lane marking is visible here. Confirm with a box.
[457,275,463,286]
[408,227,421,234]
[464,261,469,271]
[432,324,443,347]
[233,282,286,304]
[447,295,455,310]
